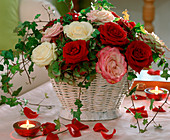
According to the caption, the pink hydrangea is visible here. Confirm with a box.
[86,10,115,23]
[96,46,127,84]
[41,22,63,42]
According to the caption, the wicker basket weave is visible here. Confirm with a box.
[51,73,132,121]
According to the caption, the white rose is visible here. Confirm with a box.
[63,21,94,40]
[86,9,115,23]
[31,42,57,67]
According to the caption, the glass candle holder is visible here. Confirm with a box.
[13,120,41,137]
[144,87,169,101]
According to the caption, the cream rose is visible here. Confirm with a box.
[86,9,115,23]
[63,21,94,40]
[31,42,57,67]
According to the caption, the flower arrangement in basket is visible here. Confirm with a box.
[0,0,170,136]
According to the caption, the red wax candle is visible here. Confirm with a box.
[144,86,169,101]
[13,120,41,137]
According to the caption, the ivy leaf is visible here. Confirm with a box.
[12,87,22,96]
[71,99,83,121]
[128,72,137,80]
[45,93,49,98]
[34,14,41,19]
[140,129,146,133]
[57,0,65,2]
[127,86,137,96]
[130,124,137,128]
[154,124,162,129]
[0,65,4,71]
[23,98,28,106]
[91,29,100,38]
[70,0,74,10]
[143,119,148,125]
[1,50,14,61]
[37,105,40,113]
[54,118,61,131]
[150,99,155,110]
[134,112,143,119]
[28,62,34,74]
[161,69,170,80]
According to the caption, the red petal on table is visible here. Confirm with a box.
[126,106,145,113]
[93,123,109,132]
[147,69,160,75]
[46,133,59,140]
[101,129,116,139]
[65,124,81,137]
[23,107,39,119]
[152,106,166,112]
[42,122,56,135]
[71,118,89,130]
[139,110,148,118]
[132,95,147,100]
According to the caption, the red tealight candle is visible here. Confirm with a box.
[13,120,41,137]
[144,86,169,101]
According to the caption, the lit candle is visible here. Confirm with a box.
[20,120,35,130]
[150,86,163,95]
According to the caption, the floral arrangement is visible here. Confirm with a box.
[0,0,170,138]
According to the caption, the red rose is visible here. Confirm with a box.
[63,40,89,64]
[41,122,56,135]
[125,40,153,73]
[117,19,136,30]
[98,22,129,47]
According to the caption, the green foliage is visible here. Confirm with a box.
[93,0,114,10]
[34,14,41,19]
[127,86,137,97]
[154,124,162,129]
[37,105,41,113]
[71,99,83,121]
[149,99,155,110]
[54,118,61,131]
[0,96,21,107]
[143,119,148,125]
[140,129,146,133]
[133,23,146,34]
[57,0,65,2]
[134,112,143,119]
[161,70,170,80]
[128,72,137,80]
[91,29,100,38]
[130,124,137,128]
[12,87,22,96]
[0,65,4,71]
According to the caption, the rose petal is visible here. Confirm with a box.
[93,123,109,132]
[101,129,116,139]
[147,69,160,75]
[126,106,145,113]
[65,124,81,137]
[132,95,147,100]
[42,122,56,135]
[23,107,39,119]
[72,118,89,130]
[152,106,166,112]
[46,133,59,140]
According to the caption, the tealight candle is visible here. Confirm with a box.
[13,120,41,137]
[144,86,169,101]
[20,120,35,129]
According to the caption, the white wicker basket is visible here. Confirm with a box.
[51,72,132,121]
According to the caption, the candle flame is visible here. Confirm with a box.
[26,120,29,130]
[155,86,158,91]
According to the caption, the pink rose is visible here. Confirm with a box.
[41,22,63,42]
[96,46,127,84]
[86,10,115,23]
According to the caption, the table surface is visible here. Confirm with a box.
[0,81,170,140]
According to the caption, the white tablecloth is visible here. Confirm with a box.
[0,81,170,140]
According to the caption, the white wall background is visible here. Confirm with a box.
[110,0,170,66]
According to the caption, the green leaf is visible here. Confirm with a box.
[154,124,162,129]
[128,72,137,80]
[28,62,34,74]
[1,75,11,84]
[34,14,41,19]
[73,69,81,78]
[57,0,65,2]
[52,61,61,76]
[70,0,74,10]
[143,119,148,125]
[45,93,49,98]
[12,87,22,96]
[140,129,146,133]
[134,112,143,119]
[161,69,170,80]
[113,17,120,22]
[23,98,28,106]
[130,124,137,128]
[150,99,155,110]
[0,65,4,71]
[1,50,14,61]
[37,105,40,113]
[71,99,83,121]
[91,29,100,38]
[152,53,160,63]
[128,86,137,96]
[54,118,61,131]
